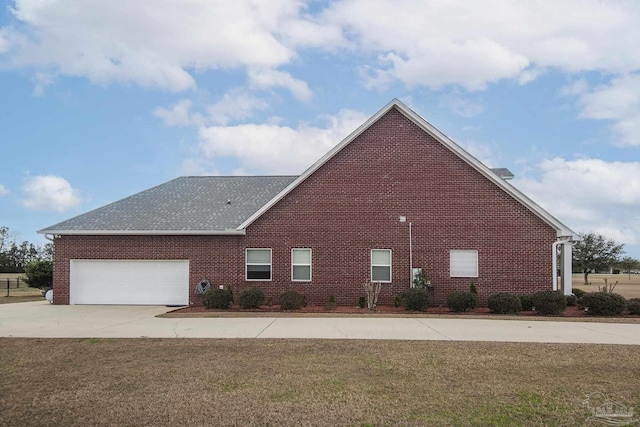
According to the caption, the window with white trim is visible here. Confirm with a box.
[291,248,312,281]
[246,248,272,280]
[371,249,392,282]
[450,250,478,277]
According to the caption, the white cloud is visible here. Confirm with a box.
[2,0,317,91]
[577,74,640,146]
[206,90,269,125]
[439,94,484,118]
[514,158,640,245]
[21,175,81,211]
[456,139,498,167]
[560,78,588,97]
[248,68,313,102]
[154,99,204,127]
[0,184,9,196]
[325,0,640,90]
[155,90,268,127]
[3,1,639,94]
[196,109,368,174]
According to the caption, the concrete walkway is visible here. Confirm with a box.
[1,301,639,344]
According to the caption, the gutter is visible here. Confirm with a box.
[36,229,246,236]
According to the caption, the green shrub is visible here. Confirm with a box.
[393,295,401,308]
[227,286,235,304]
[201,289,233,309]
[23,260,53,289]
[566,294,577,306]
[279,290,307,310]
[238,287,265,309]
[532,290,566,315]
[358,296,366,309]
[581,292,626,316]
[487,292,522,314]
[627,298,640,315]
[326,294,336,310]
[520,294,535,311]
[401,288,430,311]
[446,290,478,313]
[572,288,586,299]
[469,282,478,296]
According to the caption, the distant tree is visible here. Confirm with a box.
[572,232,625,285]
[23,260,53,289]
[617,257,640,279]
[0,226,53,272]
[39,243,54,262]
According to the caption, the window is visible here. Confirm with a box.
[246,248,272,280]
[371,249,392,282]
[292,248,312,281]
[450,250,478,277]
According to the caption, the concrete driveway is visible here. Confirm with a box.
[1,301,640,344]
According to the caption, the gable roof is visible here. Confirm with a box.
[38,176,297,235]
[237,99,578,239]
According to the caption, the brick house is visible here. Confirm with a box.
[39,99,577,306]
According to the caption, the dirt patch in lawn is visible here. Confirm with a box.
[1,339,638,427]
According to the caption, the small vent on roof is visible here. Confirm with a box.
[491,168,514,181]
[226,199,231,205]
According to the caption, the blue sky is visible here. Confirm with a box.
[0,0,639,258]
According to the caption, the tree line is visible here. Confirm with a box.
[572,232,640,284]
[2,226,639,289]
[0,226,52,273]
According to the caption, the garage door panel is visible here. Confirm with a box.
[70,260,189,305]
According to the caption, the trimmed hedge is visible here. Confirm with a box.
[238,287,265,309]
[201,288,233,309]
[487,292,522,314]
[279,290,307,310]
[401,288,430,311]
[627,298,640,315]
[566,294,577,306]
[532,290,567,315]
[520,294,535,311]
[581,292,626,316]
[447,290,478,313]
[572,288,586,299]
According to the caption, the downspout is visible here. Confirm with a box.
[409,221,413,287]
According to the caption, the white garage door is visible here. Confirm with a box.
[70,260,189,305]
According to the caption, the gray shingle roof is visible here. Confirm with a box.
[38,176,297,235]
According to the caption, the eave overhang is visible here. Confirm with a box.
[237,99,579,240]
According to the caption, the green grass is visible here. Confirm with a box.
[1,339,638,426]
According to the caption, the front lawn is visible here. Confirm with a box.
[1,339,638,426]
[0,286,43,304]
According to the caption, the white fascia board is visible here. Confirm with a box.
[237,99,402,230]
[237,99,578,240]
[395,103,579,240]
[36,229,246,236]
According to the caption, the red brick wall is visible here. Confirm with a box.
[52,107,557,307]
